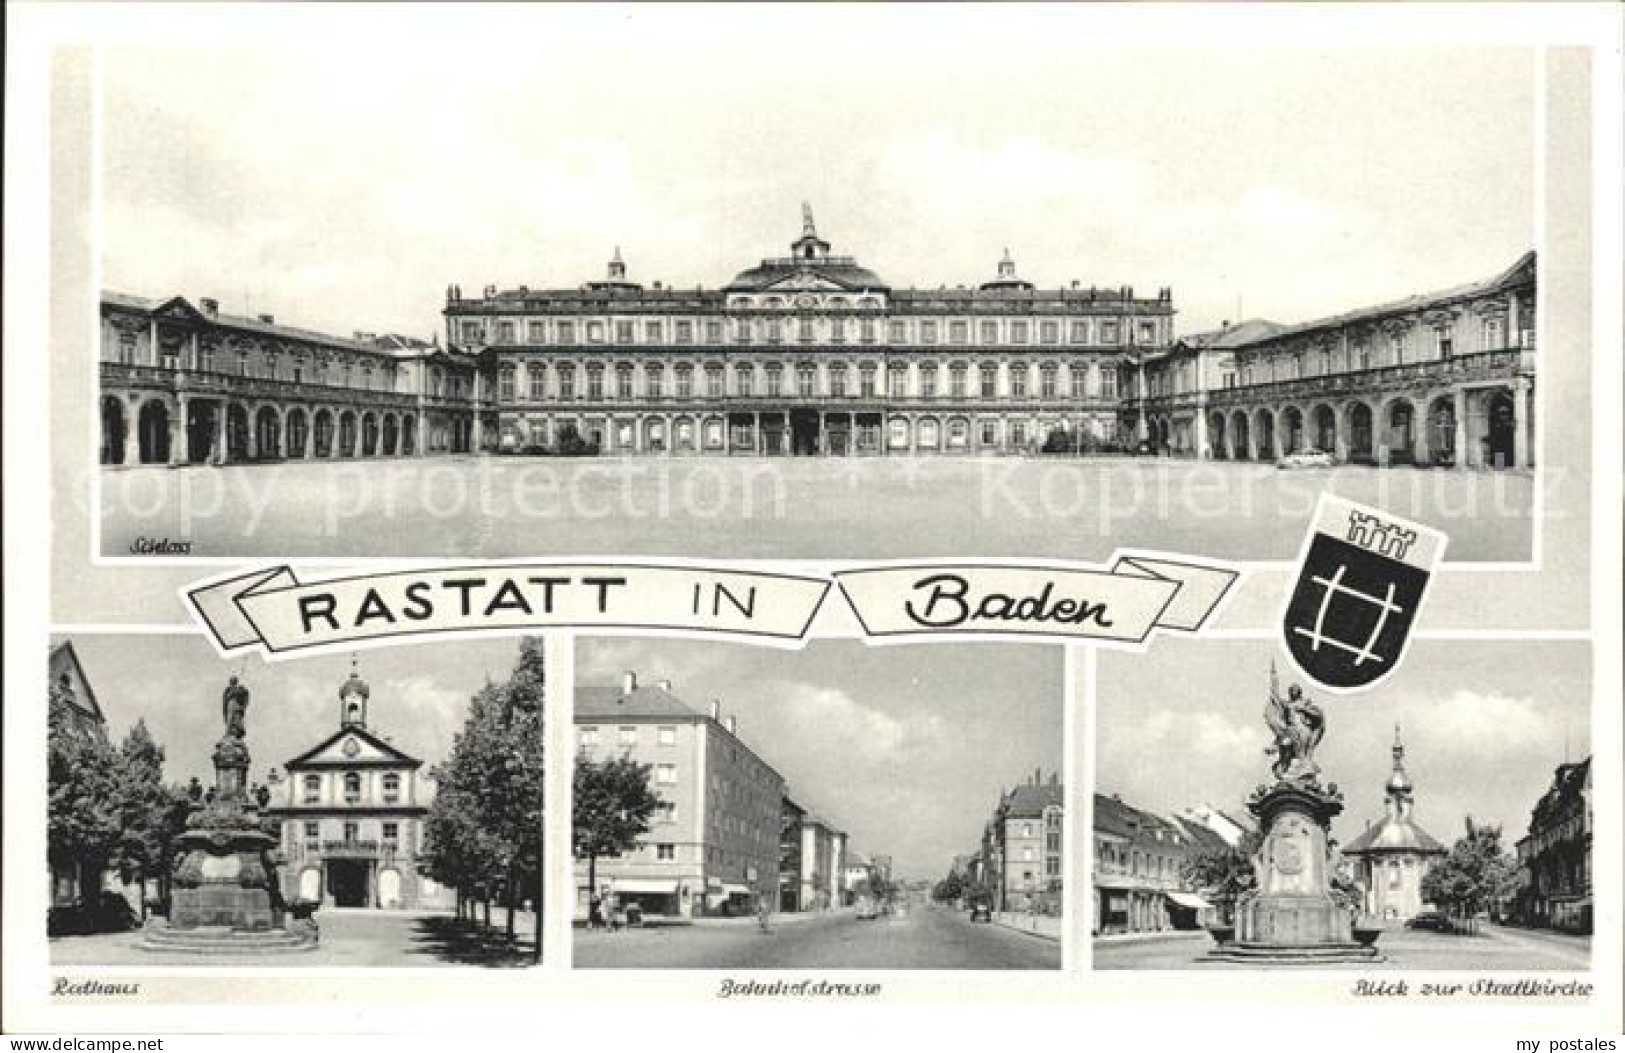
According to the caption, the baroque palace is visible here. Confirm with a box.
[99,207,1536,467]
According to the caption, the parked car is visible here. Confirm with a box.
[1276,447,1337,469]
[1406,910,1448,931]
[969,900,993,923]
[856,897,879,920]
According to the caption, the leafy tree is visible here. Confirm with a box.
[932,870,965,904]
[47,706,124,913]
[1180,830,1262,925]
[572,753,661,905]
[421,638,546,960]
[108,720,189,920]
[1421,818,1517,933]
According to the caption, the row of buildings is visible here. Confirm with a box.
[573,672,887,920]
[953,770,1066,914]
[99,209,1537,467]
[1512,757,1592,933]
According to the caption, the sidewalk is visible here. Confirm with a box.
[1091,928,1207,944]
[993,911,1061,941]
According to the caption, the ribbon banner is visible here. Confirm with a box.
[834,555,1238,643]
[187,564,832,656]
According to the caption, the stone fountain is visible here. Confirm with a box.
[1202,666,1382,964]
[140,675,317,954]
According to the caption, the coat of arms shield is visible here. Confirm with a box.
[1281,496,1447,692]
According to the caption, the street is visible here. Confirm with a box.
[1093,924,1591,971]
[576,904,1059,970]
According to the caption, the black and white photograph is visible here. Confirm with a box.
[571,638,1064,969]
[1090,637,1591,971]
[92,32,1541,562]
[46,635,545,968]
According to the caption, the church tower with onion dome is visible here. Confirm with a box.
[1341,726,1448,922]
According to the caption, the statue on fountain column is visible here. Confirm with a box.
[1264,664,1324,782]
[221,675,250,740]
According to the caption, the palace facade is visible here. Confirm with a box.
[1134,252,1536,468]
[444,207,1172,456]
[99,292,488,466]
[264,664,454,911]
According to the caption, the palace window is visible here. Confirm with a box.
[765,365,783,397]
[587,321,606,343]
[888,320,907,344]
[920,364,938,399]
[528,363,546,400]
[1040,321,1059,344]
[830,318,846,343]
[615,321,634,344]
[657,726,676,747]
[617,366,634,400]
[797,365,817,398]
[587,366,604,399]
[1010,321,1029,344]
[237,351,250,377]
[460,321,483,343]
[557,321,576,344]
[656,764,677,786]
[1010,365,1029,399]
[950,321,968,345]
[1101,369,1117,399]
[642,364,662,399]
[1355,341,1370,370]
[343,772,361,805]
[1138,321,1156,344]
[860,319,876,344]
[201,343,216,373]
[1389,333,1406,366]
[528,321,546,344]
[830,364,848,398]
[291,360,302,384]
[1070,321,1090,344]
[948,418,968,447]
[382,822,399,847]
[382,773,401,804]
[619,726,637,746]
[1482,317,1504,349]
[1011,421,1027,445]
[798,318,815,343]
[859,365,877,398]
[980,364,998,399]
[656,843,676,861]
[706,320,723,343]
[1435,327,1454,359]
[706,366,724,399]
[735,364,753,397]
[1319,347,1332,375]
[675,366,694,399]
[1040,364,1058,399]
[676,321,693,344]
[950,365,967,399]
[497,321,515,345]
[1100,321,1118,343]
[654,801,676,824]
[343,820,359,843]
[498,367,516,402]
[920,321,938,344]
[578,725,599,747]
[766,320,783,344]
[302,774,320,804]
[888,366,907,399]
[646,321,664,344]
[303,820,319,841]
[1068,363,1086,399]
[558,365,576,400]
[735,321,753,345]
[116,332,137,364]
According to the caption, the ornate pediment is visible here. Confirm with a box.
[285,725,421,769]
[763,272,853,293]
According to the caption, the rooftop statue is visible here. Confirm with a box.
[221,675,250,741]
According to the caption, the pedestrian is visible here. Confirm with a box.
[588,893,603,931]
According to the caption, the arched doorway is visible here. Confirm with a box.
[401,415,416,455]
[100,397,127,465]
[1347,402,1374,464]
[917,416,940,451]
[382,414,398,456]
[254,406,281,460]
[186,402,218,464]
[1209,413,1226,459]
[338,412,358,457]
[361,413,379,457]
[1427,396,1456,467]
[137,401,171,464]
[286,408,309,459]
[226,404,250,462]
[1254,409,1276,460]
[313,409,334,458]
[1386,400,1416,465]
[1230,411,1250,460]
[1486,391,1517,468]
[1282,406,1305,455]
[1312,404,1337,454]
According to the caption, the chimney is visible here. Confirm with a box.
[709,699,721,720]
[621,671,637,695]
[725,716,738,736]
[353,331,376,343]
[200,297,219,318]
[258,313,275,325]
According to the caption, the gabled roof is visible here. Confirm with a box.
[576,682,705,721]
[283,724,423,770]
[48,641,107,725]
[1178,318,1286,350]
[1003,779,1065,818]
[1341,815,1447,856]
[101,291,411,357]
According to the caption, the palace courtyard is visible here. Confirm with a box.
[100,455,1536,561]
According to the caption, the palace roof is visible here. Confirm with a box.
[102,291,437,359]
[724,258,892,293]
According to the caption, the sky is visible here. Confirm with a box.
[1094,638,1591,849]
[99,12,1535,341]
[578,638,1064,881]
[55,633,540,788]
